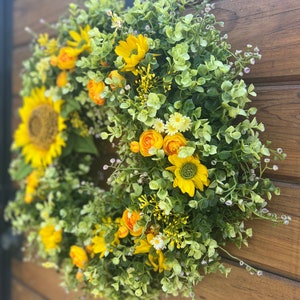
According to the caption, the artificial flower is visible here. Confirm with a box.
[87,79,106,105]
[76,269,84,281]
[92,233,107,258]
[39,224,62,251]
[67,25,91,54]
[130,141,140,153]
[147,250,169,273]
[14,86,66,168]
[38,33,58,55]
[163,133,187,156]
[56,71,68,87]
[166,154,210,197]
[139,129,163,157]
[69,245,88,269]
[134,235,152,254]
[108,70,125,90]
[56,47,79,70]
[115,34,149,74]
[24,169,43,203]
[164,112,192,135]
[152,118,165,133]
[122,209,143,236]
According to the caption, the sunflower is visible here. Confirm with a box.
[115,34,149,74]
[166,154,210,197]
[67,25,91,54]
[14,86,66,168]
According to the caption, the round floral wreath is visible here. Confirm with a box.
[6,0,289,299]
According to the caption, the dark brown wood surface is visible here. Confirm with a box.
[10,0,300,299]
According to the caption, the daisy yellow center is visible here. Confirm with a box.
[180,162,197,180]
[28,104,58,150]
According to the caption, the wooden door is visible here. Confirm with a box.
[11,0,300,299]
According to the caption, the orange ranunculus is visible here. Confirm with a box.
[122,209,143,236]
[70,245,88,269]
[87,79,106,105]
[115,217,129,238]
[56,71,68,87]
[117,225,129,238]
[130,141,140,153]
[139,129,163,157]
[108,70,125,90]
[163,133,187,155]
[76,269,84,281]
[56,47,78,70]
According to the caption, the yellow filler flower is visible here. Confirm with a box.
[115,34,149,74]
[14,86,66,168]
[166,154,210,197]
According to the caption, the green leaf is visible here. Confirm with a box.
[61,99,81,118]
[178,146,195,158]
[13,158,33,181]
[65,133,99,156]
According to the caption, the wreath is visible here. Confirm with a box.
[5,0,289,299]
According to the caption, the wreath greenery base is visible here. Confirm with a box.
[5,0,288,299]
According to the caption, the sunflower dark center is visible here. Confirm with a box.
[179,162,197,180]
[28,104,58,150]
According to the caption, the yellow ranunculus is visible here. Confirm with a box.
[39,224,62,251]
[69,245,88,269]
[139,129,163,157]
[24,169,43,203]
[108,70,125,90]
[92,233,107,258]
[115,34,149,74]
[163,133,187,156]
[130,141,140,153]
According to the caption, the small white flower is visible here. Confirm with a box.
[150,233,166,250]
[277,147,283,154]
[165,122,178,135]
[153,118,165,133]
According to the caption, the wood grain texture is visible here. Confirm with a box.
[11,278,45,300]
[166,261,300,300]
[12,259,299,300]
[225,181,300,281]
[254,85,300,183]
[13,0,73,47]
[12,260,82,300]
[214,0,300,81]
